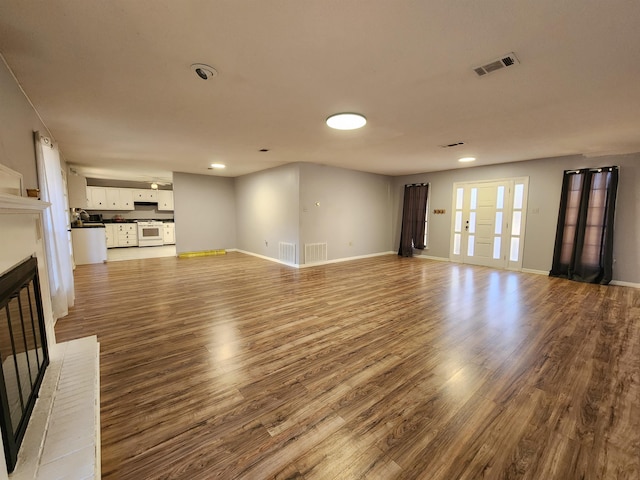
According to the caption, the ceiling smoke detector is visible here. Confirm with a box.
[473,53,519,77]
[191,63,218,80]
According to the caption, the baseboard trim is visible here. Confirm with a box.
[298,251,396,268]
[234,249,299,268]
[521,268,548,276]
[610,280,640,289]
[415,255,451,262]
[234,249,397,268]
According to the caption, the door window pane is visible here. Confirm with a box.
[467,235,475,256]
[512,211,522,236]
[454,233,461,255]
[510,237,520,261]
[469,212,476,233]
[496,186,505,209]
[455,211,462,232]
[514,184,524,209]
[470,188,477,210]
[456,188,464,209]
[493,237,501,259]
[495,212,503,234]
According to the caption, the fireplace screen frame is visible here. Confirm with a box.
[0,256,49,473]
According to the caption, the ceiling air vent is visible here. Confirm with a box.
[473,53,519,77]
[440,142,465,149]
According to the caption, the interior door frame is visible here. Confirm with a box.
[449,176,529,270]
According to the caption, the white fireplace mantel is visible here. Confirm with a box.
[0,193,50,213]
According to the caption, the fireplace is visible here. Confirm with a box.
[0,256,49,473]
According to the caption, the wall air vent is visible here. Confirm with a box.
[473,53,520,77]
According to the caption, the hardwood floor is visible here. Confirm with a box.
[54,252,640,479]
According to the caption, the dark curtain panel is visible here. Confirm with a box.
[398,184,428,257]
[550,166,618,284]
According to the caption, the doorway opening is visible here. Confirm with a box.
[450,177,529,270]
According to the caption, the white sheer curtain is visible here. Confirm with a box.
[34,132,75,319]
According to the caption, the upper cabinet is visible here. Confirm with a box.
[85,186,173,211]
[67,173,88,208]
[105,188,135,210]
[133,189,156,202]
[87,187,135,211]
[105,188,120,209]
[86,186,107,209]
[157,190,174,211]
[119,188,134,210]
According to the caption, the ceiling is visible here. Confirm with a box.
[1,1,640,183]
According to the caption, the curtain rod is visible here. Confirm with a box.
[564,166,618,174]
[404,183,428,187]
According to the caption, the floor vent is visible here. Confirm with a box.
[305,243,328,264]
[278,242,296,264]
[473,52,519,77]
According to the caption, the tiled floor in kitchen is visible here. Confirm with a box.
[107,245,176,262]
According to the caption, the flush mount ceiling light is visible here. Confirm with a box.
[326,113,367,130]
[150,182,159,190]
[191,63,218,80]
[209,163,226,169]
[458,157,476,163]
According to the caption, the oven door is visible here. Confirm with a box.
[138,225,164,246]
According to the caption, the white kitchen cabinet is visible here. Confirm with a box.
[133,189,157,202]
[106,223,138,247]
[67,173,87,208]
[119,188,135,210]
[163,223,175,245]
[116,223,138,246]
[88,187,135,211]
[105,188,121,210]
[157,190,174,211]
[86,187,107,209]
[105,224,117,248]
[72,228,107,265]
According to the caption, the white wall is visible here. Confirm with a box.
[235,164,300,262]
[0,57,48,191]
[299,163,393,261]
[393,153,640,284]
[173,172,236,253]
[233,163,393,264]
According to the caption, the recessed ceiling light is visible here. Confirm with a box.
[458,157,476,163]
[209,163,226,169]
[191,63,218,80]
[326,113,367,130]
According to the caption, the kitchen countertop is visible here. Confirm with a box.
[101,219,174,223]
[72,223,105,228]
[72,220,174,228]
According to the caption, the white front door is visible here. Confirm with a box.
[450,177,529,270]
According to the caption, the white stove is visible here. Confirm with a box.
[137,221,164,247]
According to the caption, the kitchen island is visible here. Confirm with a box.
[71,224,107,265]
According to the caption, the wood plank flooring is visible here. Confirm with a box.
[54,252,640,479]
